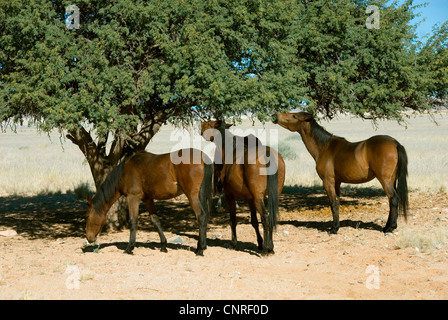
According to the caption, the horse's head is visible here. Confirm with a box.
[275,112,313,132]
[200,121,232,141]
[85,195,106,243]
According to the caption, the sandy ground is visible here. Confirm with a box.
[0,189,447,300]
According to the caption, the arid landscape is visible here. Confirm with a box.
[0,190,447,300]
[1,113,447,300]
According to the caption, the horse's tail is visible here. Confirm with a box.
[199,161,214,220]
[396,142,409,221]
[266,149,279,230]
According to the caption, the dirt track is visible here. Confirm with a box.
[0,189,447,300]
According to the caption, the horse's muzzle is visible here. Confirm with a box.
[86,234,96,244]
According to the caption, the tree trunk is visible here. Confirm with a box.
[66,112,166,230]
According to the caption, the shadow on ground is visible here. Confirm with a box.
[0,185,386,241]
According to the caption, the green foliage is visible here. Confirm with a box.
[295,0,435,121]
[0,0,446,138]
[418,21,448,103]
[0,0,303,134]
[1,1,445,227]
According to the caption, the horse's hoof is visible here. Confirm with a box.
[383,226,396,234]
[160,248,168,253]
[262,249,275,256]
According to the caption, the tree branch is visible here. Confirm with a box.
[107,132,126,165]
[97,133,109,159]
[66,126,98,162]
[120,110,167,158]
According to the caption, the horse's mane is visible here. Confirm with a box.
[232,134,262,152]
[309,118,334,146]
[92,161,125,212]
[217,125,264,162]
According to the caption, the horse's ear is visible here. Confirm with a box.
[216,120,230,130]
[298,112,313,122]
[86,195,93,207]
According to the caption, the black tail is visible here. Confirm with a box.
[199,162,214,220]
[396,143,409,221]
[266,149,279,230]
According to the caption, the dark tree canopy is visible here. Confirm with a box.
[2,0,446,229]
[1,0,446,192]
[294,0,443,121]
[1,0,304,186]
[418,21,448,105]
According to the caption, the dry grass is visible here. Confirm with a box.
[1,115,448,299]
[0,129,89,196]
[223,112,448,193]
[1,112,447,195]
[397,227,448,253]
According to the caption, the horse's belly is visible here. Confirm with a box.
[148,180,182,200]
[333,143,375,184]
[337,166,375,184]
[340,175,375,184]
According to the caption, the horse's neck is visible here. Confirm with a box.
[214,131,262,164]
[94,189,122,217]
[298,127,323,162]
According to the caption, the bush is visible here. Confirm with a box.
[277,141,298,160]
[397,227,448,253]
[72,182,93,200]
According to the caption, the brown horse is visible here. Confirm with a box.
[275,112,408,234]
[201,121,285,254]
[85,149,213,256]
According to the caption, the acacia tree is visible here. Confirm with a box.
[295,0,440,121]
[0,0,303,228]
[418,21,448,105]
[1,0,445,230]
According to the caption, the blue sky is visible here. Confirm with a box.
[410,0,448,40]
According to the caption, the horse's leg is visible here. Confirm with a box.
[254,197,274,254]
[323,179,340,234]
[125,195,140,254]
[226,193,238,249]
[379,179,399,234]
[215,192,226,213]
[187,194,208,256]
[144,199,167,252]
[248,199,263,250]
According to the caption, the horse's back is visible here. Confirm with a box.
[365,135,399,177]
[124,152,170,180]
[326,135,400,184]
[172,148,210,197]
[364,135,399,161]
[121,152,175,198]
[223,145,285,199]
[123,150,207,200]
[366,135,398,147]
